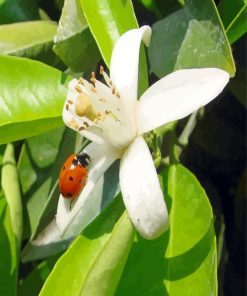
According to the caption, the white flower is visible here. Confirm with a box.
[56,26,229,240]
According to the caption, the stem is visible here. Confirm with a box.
[178,111,198,147]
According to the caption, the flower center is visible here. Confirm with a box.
[64,68,138,149]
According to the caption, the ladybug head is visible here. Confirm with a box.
[77,153,91,167]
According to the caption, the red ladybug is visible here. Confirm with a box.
[59,153,90,199]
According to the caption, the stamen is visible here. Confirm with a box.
[100,65,104,75]
[66,104,69,111]
[75,85,82,93]
[79,126,85,131]
[67,99,73,105]
[90,72,96,84]
[78,77,84,85]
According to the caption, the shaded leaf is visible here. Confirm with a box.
[39,197,135,296]
[19,255,60,296]
[149,0,236,78]
[0,21,60,65]
[0,55,70,144]
[53,0,100,73]
[116,164,217,295]
[0,0,39,24]
[218,0,247,44]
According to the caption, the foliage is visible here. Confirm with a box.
[0,0,245,295]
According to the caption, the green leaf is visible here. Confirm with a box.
[116,164,217,295]
[53,0,100,73]
[80,0,138,66]
[0,55,70,144]
[149,0,236,78]
[0,144,22,296]
[0,21,60,65]
[1,144,23,247]
[0,0,39,24]
[39,197,135,296]
[0,194,19,296]
[218,0,247,44]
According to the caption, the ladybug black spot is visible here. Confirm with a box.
[63,166,65,170]
[67,193,72,197]
[69,176,73,181]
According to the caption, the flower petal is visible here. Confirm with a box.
[56,141,120,235]
[137,68,230,134]
[110,25,151,101]
[120,136,169,239]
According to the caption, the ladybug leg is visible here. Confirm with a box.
[69,200,73,211]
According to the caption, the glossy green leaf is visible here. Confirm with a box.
[1,144,23,247]
[0,0,39,24]
[0,21,60,65]
[39,197,135,296]
[218,0,247,44]
[0,55,70,144]
[53,0,100,73]
[116,164,217,295]
[0,144,22,296]
[0,193,19,296]
[149,0,236,78]
[80,0,138,66]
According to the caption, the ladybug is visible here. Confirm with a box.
[59,153,90,200]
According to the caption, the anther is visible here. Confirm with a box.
[66,104,69,111]
[67,99,73,105]
[83,121,89,128]
[79,126,85,131]
[75,85,82,93]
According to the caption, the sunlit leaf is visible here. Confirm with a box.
[0,55,70,144]
[53,0,100,73]
[149,0,236,78]
[80,0,138,66]
[0,21,60,65]
[116,164,217,295]
[39,197,135,296]
[2,144,22,247]
[0,144,22,296]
